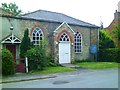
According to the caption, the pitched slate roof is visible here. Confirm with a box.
[22,10,98,28]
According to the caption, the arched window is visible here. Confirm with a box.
[59,32,69,42]
[32,27,43,45]
[74,32,82,53]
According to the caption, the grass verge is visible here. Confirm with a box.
[75,62,118,69]
[31,66,76,74]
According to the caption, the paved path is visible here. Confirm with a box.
[2,69,118,88]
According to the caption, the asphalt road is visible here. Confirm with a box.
[2,69,118,88]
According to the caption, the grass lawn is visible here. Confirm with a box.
[75,62,118,69]
[31,66,76,74]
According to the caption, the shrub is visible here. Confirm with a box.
[26,47,47,71]
[2,48,15,76]
[99,30,116,49]
[113,24,120,42]
[46,54,57,67]
[99,48,120,63]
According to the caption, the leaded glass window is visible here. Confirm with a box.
[59,32,69,42]
[74,32,82,53]
[32,27,43,45]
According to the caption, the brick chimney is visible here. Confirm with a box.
[114,1,120,19]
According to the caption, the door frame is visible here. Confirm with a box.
[59,41,71,64]
[5,44,17,61]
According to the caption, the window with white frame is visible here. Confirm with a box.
[59,32,69,42]
[32,27,43,45]
[74,32,82,53]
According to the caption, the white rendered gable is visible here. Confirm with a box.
[1,34,21,44]
[54,22,75,33]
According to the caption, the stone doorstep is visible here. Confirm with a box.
[60,63,80,68]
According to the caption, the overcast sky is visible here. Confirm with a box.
[0,0,120,27]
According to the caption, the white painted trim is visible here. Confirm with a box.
[1,34,21,44]
[66,23,75,33]
[54,22,75,33]
[54,22,64,33]
[74,32,82,53]
[59,32,70,42]
[32,27,44,45]
[59,42,71,64]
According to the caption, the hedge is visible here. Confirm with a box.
[99,48,120,63]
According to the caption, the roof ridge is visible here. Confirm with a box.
[22,9,63,16]
[22,9,40,16]
[22,9,99,28]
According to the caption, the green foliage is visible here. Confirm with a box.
[40,38,56,66]
[31,66,76,74]
[20,28,31,58]
[99,48,120,63]
[26,47,47,71]
[75,62,118,69]
[73,59,91,64]
[1,2,22,16]
[46,54,57,67]
[99,30,116,49]
[113,24,120,42]
[2,48,15,76]
[39,38,48,48]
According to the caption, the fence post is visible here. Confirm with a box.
[25,57,28,73]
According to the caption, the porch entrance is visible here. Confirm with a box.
[2,34,26,73]
[6,44,16,60]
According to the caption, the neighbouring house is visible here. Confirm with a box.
[0,8,15,16]
[0,9,99,72]
[106,1,120,47]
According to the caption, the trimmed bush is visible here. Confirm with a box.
[2,48,15,76]
[99,48,120,63]
[99,30,116,49]
[26,47,47,71]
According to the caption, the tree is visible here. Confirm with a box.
[20,28,31,58]
[113,24,120,42]
[99,29,116,49]
[1,2,22,16]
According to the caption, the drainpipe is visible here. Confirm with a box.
[97,28,100,52]
[97,28,100,61]
[89,28,92,61]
